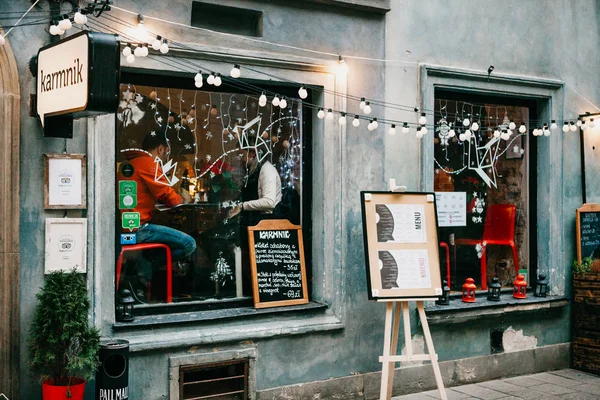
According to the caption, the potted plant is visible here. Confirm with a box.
[28,270,100,400]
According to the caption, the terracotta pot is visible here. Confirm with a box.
[42,378,86,400]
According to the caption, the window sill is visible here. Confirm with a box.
[424,295,569,325]
[110,301,343,352]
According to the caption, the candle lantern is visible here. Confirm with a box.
[534,273,549,297]
[462,278,476,303]
[436,280,451,306]
[116,289,135,322]
[513,275,527,299]
[487,277,502,302]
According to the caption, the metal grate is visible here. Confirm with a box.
[180,359,249,400]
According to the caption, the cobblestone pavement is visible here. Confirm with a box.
[392,369,600,400]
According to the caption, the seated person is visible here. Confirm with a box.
[118,134,197,291]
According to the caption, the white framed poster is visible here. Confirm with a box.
[44,154,86,209]
[45,218,87,274]
[435,191,467,227]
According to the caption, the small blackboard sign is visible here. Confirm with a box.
[248,219,309,309]
[576,204,600,263]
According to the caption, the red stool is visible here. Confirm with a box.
[439,241,451,287]
[116,243,173,303]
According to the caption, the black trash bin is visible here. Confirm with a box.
[96,339,129,400]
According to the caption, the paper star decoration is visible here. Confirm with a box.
[206,131,213,139]
[233,115,272,163]
[468,137,501,188]
[513,145,520,153]
[150,103,156,110]
[157,116,163,123]
[154,157,178,186]
[135,94,143,103]
[150,131,156,136]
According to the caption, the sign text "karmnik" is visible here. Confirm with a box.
[40,58,84,93]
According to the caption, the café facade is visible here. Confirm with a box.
[1,0,599,399]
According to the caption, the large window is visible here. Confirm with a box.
[433,92,537,291]
[115,72,310,309]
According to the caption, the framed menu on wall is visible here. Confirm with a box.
[44,218,87,274]
[360,191,443,300]
[44,153,87,209]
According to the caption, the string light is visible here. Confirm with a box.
[459,133,466,141]
[576,118,582,127]
[493,130,501,138]
[317,108,325,119]
[416,127,424,139]
[207,73,215,85]
[471,121,479,131]
[519,122,527,133]
[591,118,596,128]
[419,113,427,125]
[421,126,428,135]
[368,119,376,131]
[402,123,410,134]
[126,54,135,64]
[363,101,372,115]
[141,44,149,57]
[74,9,87,25]
[501,130,510,140]
[352,115,360,127]
[464,129,472,139]
[359,98,366,110]
[562,122,569,133]
[137,14,145,29]
[509,120,516,130]
[213,73,222,86]
[463,117,470,127]
[298,86,308,99]
[272,95,280,107]
[160,39,169,54]
[326,109,334,120]
[543,126,551,136]
[258,93,267,107]
[58,15,72,31]
[448,128,456,137]
[279,97,287,109]
[230,64,241,78]
[570,121,577,132]
[581,120,588,130]
[372,118,378,130]
[388,124,396,135]
[122,43,132,57]
[152,35,162,50]
[134,45,143,57]
[49,24,60,36]
[338,112,347,125]
[550,120,558,130]
[338,55,348,73]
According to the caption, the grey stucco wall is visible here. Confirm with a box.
[6,0,598,399]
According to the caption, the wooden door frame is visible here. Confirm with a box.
[0,30,21,399]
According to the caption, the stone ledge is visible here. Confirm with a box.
[298,0,390,14]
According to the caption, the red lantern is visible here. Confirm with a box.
[462,278,476,303]
[513,274,527,299]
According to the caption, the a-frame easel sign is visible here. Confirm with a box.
[361,190,447,400]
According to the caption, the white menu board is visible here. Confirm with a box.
[435,192,466,227]
[375,204,426,243]
[378,249,431,290]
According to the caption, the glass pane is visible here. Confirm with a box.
[116,84,303,304]
[433,99,529,291]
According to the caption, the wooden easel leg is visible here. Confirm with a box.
[416,301,447,400]
[379,302,398,400]
[385,302,401,399]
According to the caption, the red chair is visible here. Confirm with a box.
[439,241,451,287]
[116,243,173,303]
[453,204,518,291]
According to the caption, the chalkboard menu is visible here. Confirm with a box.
[576,204,600,263]
[248,219,309,309]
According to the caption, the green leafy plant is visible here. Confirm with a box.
[28,270,100,386]
[572,257,592,274]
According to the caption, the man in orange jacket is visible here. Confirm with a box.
[118,134,196,287]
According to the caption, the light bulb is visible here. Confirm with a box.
[207,74,215,85]
[493,130,500,138]
[194,79,203,88]
[401,123,410,134]
[464,129,472,139]
[577,119,582,127]
[160,40,169,54]
[459,133,466,141]
[58,17,72,31]
[141,44,149,57]
[326,109,334,120]
[463,118,470,127]
[570,122,577,132]
[419,113,427,125]
[230,64,241,78]
[195,71,203,82]
[416,129,424,139]
[137,14,145,29]
[338,55,348,74]
[338,114,346,125]
[421,126,428,135]
[368,121,375,131]
[126,54,135,64]
[371,119,378,129]
[363,102,372,115]
[388,125,396,135]
[591,119,596,128]
[298,86,308,99]
[317,108,325,119]
[122,44,132,57]
[74,11,86,25]
[519,123,527,133]
[544,128,551,137]
[352,116,360,127]
[550,120,558,130]
[213,74,222,87]
[582,121,588,131]
[49,25,60,36]
[509,120,516,130]
[152,36,162,50]
[134,46,144,57]
[359,98,366,110]
[279,98,287,109]
[501,132,510,140]
[272,95,280,107]
[471,122,479,131]
[448,129,456,137]
[258,93,267,107]
[58,29,65,35]
[562,123,569,133]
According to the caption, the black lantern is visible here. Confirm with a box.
[487,277,502,302]
[534,274,549,297]
[436,280,451,306]
[116,289,135,322]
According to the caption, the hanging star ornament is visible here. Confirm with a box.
[234,115,272,163]
[468,136,501,188]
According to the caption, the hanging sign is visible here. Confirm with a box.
[36,30,120,135]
